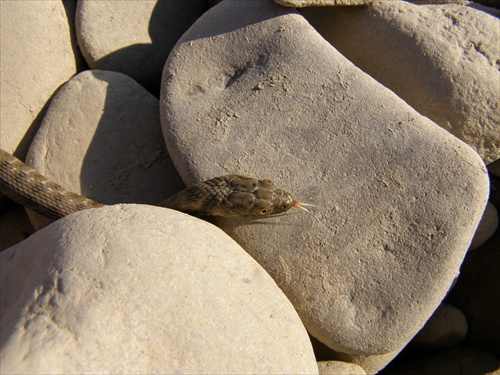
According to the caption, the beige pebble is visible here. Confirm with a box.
[160,0,489,366]
[0,205,318,374]
[302,2,500,164]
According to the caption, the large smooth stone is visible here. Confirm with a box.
[0,204,318,374]
[160,0,489,358]
[76,0,208,96]
[317,361,367,375]
[27,70,184,229]
[0,0,79,158]
[301,2,500,164]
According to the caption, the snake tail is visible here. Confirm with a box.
[0,149,104,221]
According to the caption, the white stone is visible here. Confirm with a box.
[317,360,367,375]
[160,0,489,361]
[26,70,184,229]
[302,2,500,164]
[76,0,208,95]
[0,0,78,157]
[0,204,318,374]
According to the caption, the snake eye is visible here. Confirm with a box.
[260,208,268,215]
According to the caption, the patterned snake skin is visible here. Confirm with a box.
[0,149,303,220]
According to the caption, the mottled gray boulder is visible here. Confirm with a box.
[27,70,184,229]
[302,2,499,164]
[0,205,318,374]
[0,1,79,157]
[160,0,489,363]
[76,0,208,95]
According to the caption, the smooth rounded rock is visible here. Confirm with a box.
[160,0,489,357]
[27,70,184,230]
[0,204,318,374]
[470,201,498,249]
[330,350,401,375]
[76,0,208,96]
[301,2,500,164]
[412,303,467,349]
[317,360,367,375]
[0,0,79,158]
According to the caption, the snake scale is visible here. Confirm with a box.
[0,149,309,220]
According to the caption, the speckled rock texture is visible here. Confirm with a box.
[301,1,499,164]
[160,0,489,361]
[76,0,208,96]
[317,360,367,375]
[1,0,497,373]
[26,70,184,229]
[0,205,318,374]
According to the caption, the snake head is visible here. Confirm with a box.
[160,175,309,218]
[225,176,315,217]
[223,177,293,217]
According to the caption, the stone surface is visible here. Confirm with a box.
[0,204,318,374]
[301,2,500,164]
[0,205,35,252]
[26,70,184,230]
[412,303,467,349]
[0,0,79,158]
[310,336,401,375]
[76,0,208,96]
[447,228,500,357]
[330,350,402,375]
[160,0,489,358]
[385,348,499,375]
[317,360,367,375]
[275,0,374,7]
[470,201,498,249]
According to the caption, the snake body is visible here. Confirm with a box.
[0,149,298,220]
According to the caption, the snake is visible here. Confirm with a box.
[0,149,310,221]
